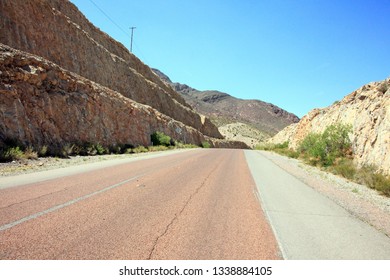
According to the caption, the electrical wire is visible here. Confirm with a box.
[88,0,130,37]
[87,0,150,64]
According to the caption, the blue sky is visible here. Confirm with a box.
[70,0,390,117]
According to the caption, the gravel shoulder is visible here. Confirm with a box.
[256,150,390,238]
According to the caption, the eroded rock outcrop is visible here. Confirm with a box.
[1,44,235,150]
[0,0,222,139]
[270,78,390,174]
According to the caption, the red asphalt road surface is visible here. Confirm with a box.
[0,149,280,259]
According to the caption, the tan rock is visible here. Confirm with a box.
[0,0,222,139]
[270,78,390,175]
[1,44,247,150]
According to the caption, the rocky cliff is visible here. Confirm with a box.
[270,78,390,175]
[0,0,222,139]
[0,44,245,151]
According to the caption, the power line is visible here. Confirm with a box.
[87,0,149,63]
[88,0,130,37]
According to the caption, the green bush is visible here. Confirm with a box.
[201,141,211,148]
[95,143,106,155]
[298,123,352,166]
[274,141,289,149]
[133,146,148,153]
[151,132,171,146]
[175,142,198,149]
[329,158,357,180]
[356,165,390,196]
[147,145,169,152]
[0,146,24,161]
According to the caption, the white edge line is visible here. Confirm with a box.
[0,174,142,232]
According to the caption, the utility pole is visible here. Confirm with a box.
[130,27,136,52]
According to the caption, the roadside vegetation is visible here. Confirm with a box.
[256,123,390,197]
[0,132,203,163]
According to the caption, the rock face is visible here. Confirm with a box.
[218,122,269,148]
[270,78,390,175]
[0,44,247,150]
[0,0,222,139]
[152,69,300,147]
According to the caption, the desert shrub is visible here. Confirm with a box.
[278,148,300,159]
[151,132,171,147]
[82,143,97,156]
[355,165,390,196]
[298,123,352,166]
[255,141,298,158]
[370,173,390,196]
[147,145,169,152]
[177,142,199,149]
[274,141,289,149]
[329,158,357,179]
[298,132,326,165]
[24,146,38,160]
[95,143,106,155]
[322,123,352,157]
[38,145,48,157]
[133,146,148,153]
[108,143,132,154]
[0,146,24,161]
[201,141,211,148]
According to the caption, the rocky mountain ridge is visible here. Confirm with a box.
[0,44,247,150]
[0,0,222,139]
[152,68,299,147]
[0,0,252,150]
[270,78,390,175]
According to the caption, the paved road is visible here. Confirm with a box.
[245,150,390,260]
[0,149,279,259]
[1,149,390,260]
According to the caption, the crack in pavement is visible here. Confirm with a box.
[0,175,144,232]
[147,160,222,260]
[0,188,68,210]
[0,155,203,232]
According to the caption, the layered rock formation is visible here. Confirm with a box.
[0,0,222,139]
[270,78,390,175]
[0,44,245,150]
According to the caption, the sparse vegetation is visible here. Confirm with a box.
[0,132,200,163]
[255,142,299,158]
[256,123,390,197]
[132,146,148,153]
[151,131,172,147]
[0,146,24,161]
[355,165,390,196]
[201,141,211,148]
[298,123,352,167]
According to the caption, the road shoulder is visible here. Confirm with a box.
[255,150,390,237]
[245,150,390,259]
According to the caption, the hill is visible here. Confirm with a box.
[270,77,390,175]
[0,0,250,150]
[152,68,299,147]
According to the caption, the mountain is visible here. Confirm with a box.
[152,69,299,147]
[0,0,250,149]
[270,77,390,175]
